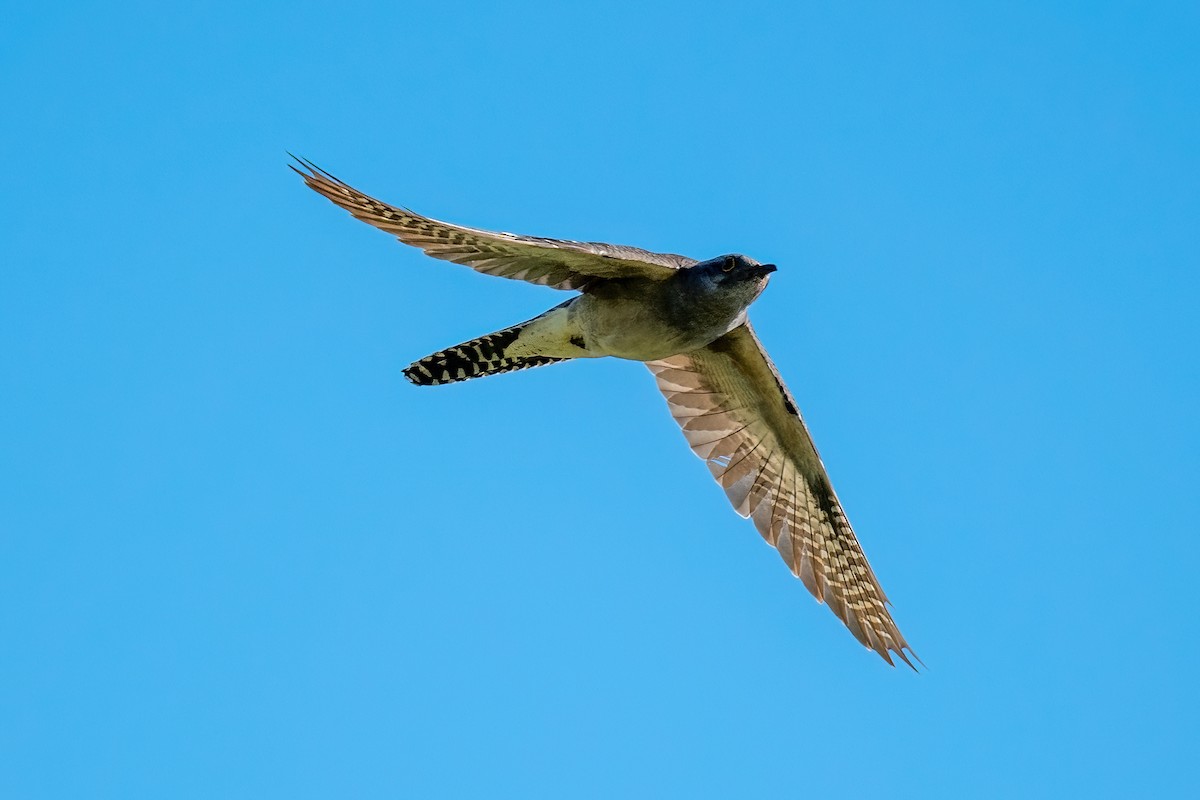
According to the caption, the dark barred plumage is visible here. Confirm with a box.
[403,325,567,386]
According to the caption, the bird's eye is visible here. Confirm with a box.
[722,257,736,273]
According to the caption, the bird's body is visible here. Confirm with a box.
[580,265,769,360]
[292,157,919,668]
[576,283,701,360]
[404,259,773,384]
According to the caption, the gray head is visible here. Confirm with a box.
[656,254,777,336]
[688,254,777,302]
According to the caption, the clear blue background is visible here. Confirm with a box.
[3,2,1197,797]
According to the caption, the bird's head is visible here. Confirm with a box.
[692,254,777,301]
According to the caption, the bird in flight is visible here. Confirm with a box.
[291,157,918,668]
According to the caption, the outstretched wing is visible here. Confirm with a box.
[291,157,697,290]
[647,323,917,667]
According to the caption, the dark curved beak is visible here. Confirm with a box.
[755,263,778,277]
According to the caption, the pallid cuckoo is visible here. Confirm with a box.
[292,157,918,668]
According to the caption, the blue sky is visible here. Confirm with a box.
[2,1,1198,797]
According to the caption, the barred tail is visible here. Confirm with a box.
[403,323,568,386]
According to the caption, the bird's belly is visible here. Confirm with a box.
[578,297,718,361]
[589,329,702,361]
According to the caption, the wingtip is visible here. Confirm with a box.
[865,631,922,672]
[888,645,924,673]
[286,152,314,182]
[285,152,346,187]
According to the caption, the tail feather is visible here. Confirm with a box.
[403,324,568,386]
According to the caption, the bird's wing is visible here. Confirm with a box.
[647,323,917,667]
[291,157,697,290]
